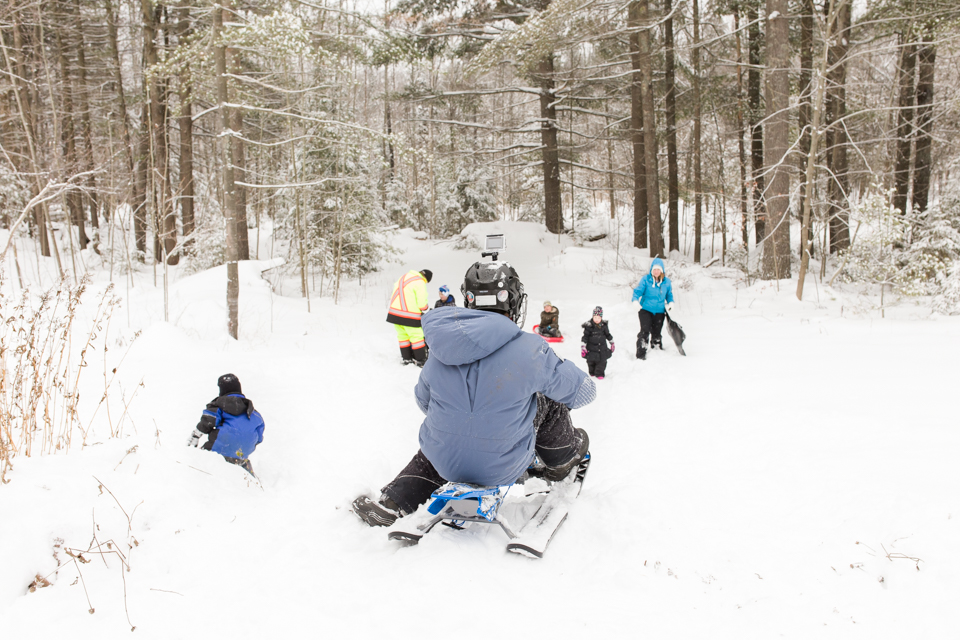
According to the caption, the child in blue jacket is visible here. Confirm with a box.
[631,257,674,360]
[188,374,265,475]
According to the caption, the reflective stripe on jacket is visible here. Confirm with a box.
[386,270,429,327]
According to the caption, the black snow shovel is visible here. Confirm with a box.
[664,311,686,356]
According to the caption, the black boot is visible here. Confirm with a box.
[412,346,428,368]
[400,344,414,365]
[352,495,403,527]
[542,428,590,482]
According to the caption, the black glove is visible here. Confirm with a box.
[187,429,201,447]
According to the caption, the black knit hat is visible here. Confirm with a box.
[420,269,433,283]
[218,373,242,396]
[593,306,603,318]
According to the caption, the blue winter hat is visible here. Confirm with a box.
[439,285,450,294]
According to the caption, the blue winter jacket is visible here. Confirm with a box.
[201,394,265,460]
[416,307,596,487]
[631,257,674,314]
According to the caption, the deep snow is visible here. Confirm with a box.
[2,221,958,638]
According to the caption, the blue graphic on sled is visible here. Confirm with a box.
[386,458,549,544]
[427,483,510,523]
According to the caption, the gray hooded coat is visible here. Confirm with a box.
[416,306,596,486]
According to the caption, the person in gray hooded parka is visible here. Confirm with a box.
[353,261,595,526]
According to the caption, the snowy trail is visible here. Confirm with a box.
[3,223,959,638]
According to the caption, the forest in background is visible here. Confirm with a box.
[2,0,960,335]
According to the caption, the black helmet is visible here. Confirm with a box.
[461,260,528,327]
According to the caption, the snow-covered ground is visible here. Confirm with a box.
[2,222,958,638]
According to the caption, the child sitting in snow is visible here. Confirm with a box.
[188,374,265,475]
[538,301,562,338]
[581,306,614,379]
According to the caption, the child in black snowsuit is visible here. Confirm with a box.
[581,306,614,379]
[188,374,265,475]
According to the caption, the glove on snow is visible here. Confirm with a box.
[187,429,201,447]
[666,302,675,313]
[581,346,587,359]
[632,300,641,311]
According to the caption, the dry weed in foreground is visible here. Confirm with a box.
[0,273,133,483]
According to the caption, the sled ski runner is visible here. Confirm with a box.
[506,453,590,558]
[386,453,591,558]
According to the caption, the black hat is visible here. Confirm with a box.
[218,373,242,396]
[593,306,603,318]
[461,260,528,325]
[420,269,433,283]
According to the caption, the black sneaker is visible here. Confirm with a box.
[352,495,402,527]
[543,428,590,482]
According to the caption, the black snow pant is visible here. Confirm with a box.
[586,353,609,377]
[381,394,581,515]
[539,325,561,338]
[636,310,665,358]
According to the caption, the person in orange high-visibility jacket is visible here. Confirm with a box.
[386,269,433,366]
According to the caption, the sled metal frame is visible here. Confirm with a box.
[416,483,518,539]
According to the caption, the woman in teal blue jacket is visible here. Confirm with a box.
[631,257,674,360]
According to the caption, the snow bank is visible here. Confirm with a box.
[2,232,958,638]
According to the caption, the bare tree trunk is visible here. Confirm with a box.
[537,54,563,235]
[664,0,678,253]
[798,0,813,258]
[384,63,395,181]
[913,30,935,216]
[6,6,50,256]
[693,0,702,261]
[55,27,88,250]
[69,0,99,238]
[893,37,916,216]
[747,1,766,244]
[734,9,748,247]
[798,0,846,298]
[105,0,138,256]
[826,0,851,253]
[215,1,239,339]
[638,0,662,258]
[629,0,648,249]
[141,0,177,264]
[230,45,250,260]
[177,1,195,253]
[761,0,791,280]
[606,116,615,221]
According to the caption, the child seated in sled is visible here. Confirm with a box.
[538,301,562,338]
[188,374,265,475]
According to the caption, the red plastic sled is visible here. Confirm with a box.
[532,325,565,343]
